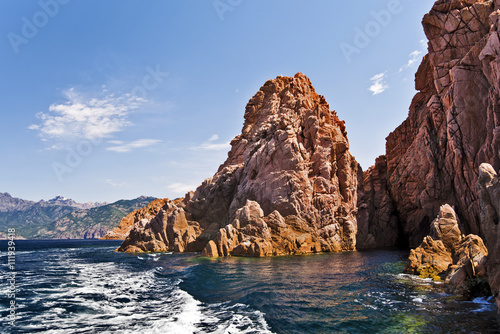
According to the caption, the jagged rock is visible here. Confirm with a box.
[429,204,462,251]
[118,200,203,253]
[404,204,488,297]
[120,73,359,256]
[406,236,454,280]
[478,163,500,309]
[102,198,168,240]
[359,0,500,249]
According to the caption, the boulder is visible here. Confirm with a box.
[404,204,488,298]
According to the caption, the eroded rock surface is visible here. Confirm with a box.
[356,155,399,249]
[478,163,500,309]
[119,73,359,256]
[102,198,168,240]
[405,204,488,298]
[358,0,500,249]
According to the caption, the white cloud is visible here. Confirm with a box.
[191,135,230,151]
[399,50,423,73]
[29,88,142,141]
[106,139,162,153]
[45,144,65,151]
[105,179,129,187]
[166,182,196,194]
[368,73,389,95]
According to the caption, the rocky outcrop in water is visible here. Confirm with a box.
[101,198,168,240]
[404,204,489,298]
[119,73,359,256]
[358,0,500,249]
[478,163,500,309]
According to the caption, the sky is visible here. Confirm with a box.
[0,0,437,203]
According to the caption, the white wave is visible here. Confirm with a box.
[396,273,443,285]
[119,289,203,334]
[470,296,496,313]
[203,303,275,334]
[12,256,274,334]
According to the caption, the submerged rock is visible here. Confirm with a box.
[119,73,359,256]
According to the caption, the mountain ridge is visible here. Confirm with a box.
[0,193,156,239]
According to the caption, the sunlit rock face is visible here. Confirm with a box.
[358,0,500,249]
[101,198,168,240]
[404,204,488,299]
[119,73,360,256]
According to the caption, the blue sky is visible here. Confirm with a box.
[0,0,436,203]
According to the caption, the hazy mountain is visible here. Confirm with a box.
[0,192,35,212]
[33,196,157,239]
[43,195,108,210]
[0,193,155,239]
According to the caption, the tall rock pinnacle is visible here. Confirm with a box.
[119,73,360,256]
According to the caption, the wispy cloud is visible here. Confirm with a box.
[105,179,129,187]
[166,182,196,194]
[106,139,162,153]
[368,73,389,95]
[29,88,142,141]
[399,50,423,73]
[191,134,230,151]
[208,134,219,141]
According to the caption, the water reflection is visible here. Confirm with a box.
[181,250,500,333]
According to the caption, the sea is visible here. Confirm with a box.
[1,240,499,334]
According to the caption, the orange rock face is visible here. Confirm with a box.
[101,198,168,240]
[358,0,500,249]
[404,204,488,297]
[118,73,359,256]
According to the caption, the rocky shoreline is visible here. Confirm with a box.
[114,0,500,310]
[118,73,359,256]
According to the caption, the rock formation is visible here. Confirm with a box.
[119,73,359,256]
[404,204,488,298]
[356,156,400,249]
[101,198,168,240]
[478,163,500,309]
[358,0,500,249]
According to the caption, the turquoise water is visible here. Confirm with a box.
[1,240,499,333]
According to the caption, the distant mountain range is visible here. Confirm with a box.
[0,193,156,239]
[0,193,107,212]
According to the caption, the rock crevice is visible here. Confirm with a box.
[358,0,500,249]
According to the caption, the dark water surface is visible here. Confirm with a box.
[1,240,499,333]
